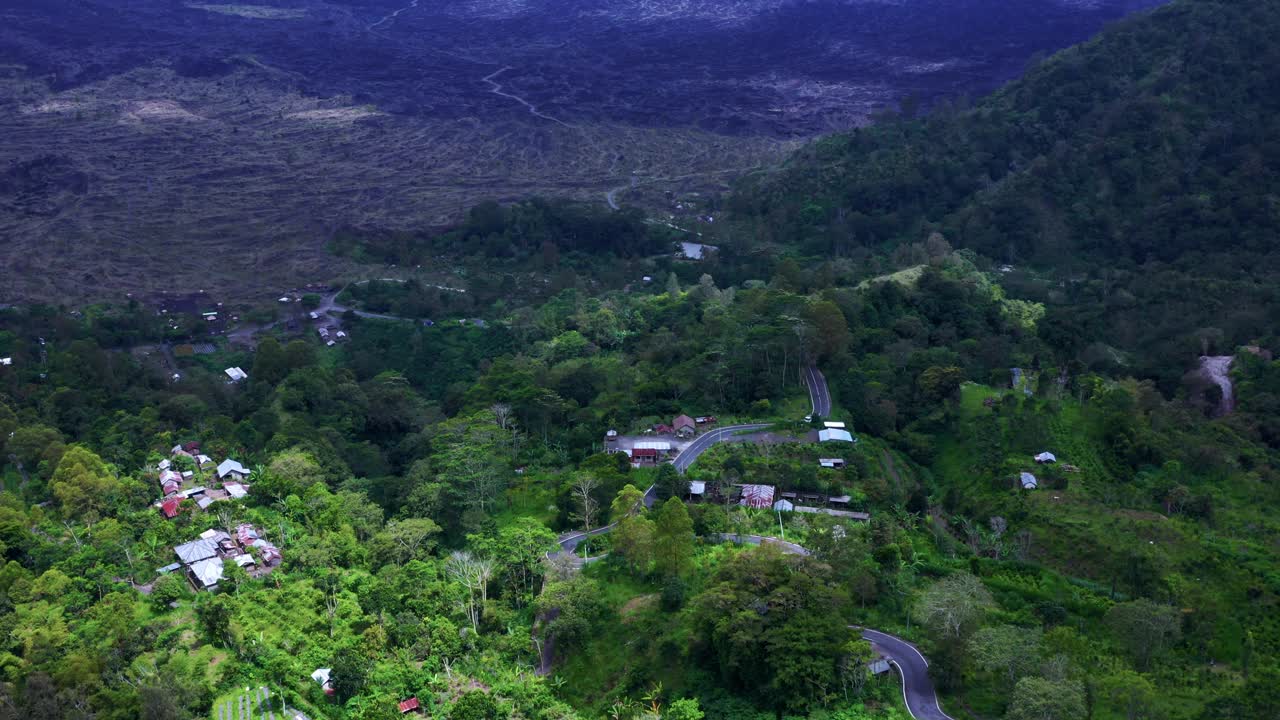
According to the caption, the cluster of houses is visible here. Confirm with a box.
[732,483,869,520]
[649,414,714,439]
[155,444,252,519]
[316,325,348,347]
[160,523,282,591]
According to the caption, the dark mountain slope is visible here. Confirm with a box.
[728,0,1280,385]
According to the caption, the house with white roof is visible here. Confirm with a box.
[224,367,248,382]
[818,428,855,443]
[216,459,251,481]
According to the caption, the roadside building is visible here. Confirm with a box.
[738,484,775,509]
[688,481,707,501]
[673,415,696,438]
[773,499,795,512]
[823,421,846,429]
[818,428,855,443]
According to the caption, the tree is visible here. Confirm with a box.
[653,498,694,578]
[613,515,656,575]
[916,573,993,641]
[665,273,681,297]
[1106,599,1181,671]
[329,650,368,703]
[611,483,647,521]
[1006,677,1086,720]
[468,518,557,605]
[436,410,513,517]
[570,473,601,531]
[1099,669,1156,720]
[450,691,501,720]
[664,699,704,720]
[48,445,118,520]
[196,596,233,647]
[150,574,187,612]
[257,450,327,502]
[221,558,250,595]
[375,518,442,566]
[446,551,493,634]
[968,625,1042,687]
[654,464,687,501]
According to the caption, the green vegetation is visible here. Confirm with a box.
[0,1,1277,719]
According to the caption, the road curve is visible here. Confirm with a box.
[859,628,953,720]
[673,423,771,473]
[804,363,831,418]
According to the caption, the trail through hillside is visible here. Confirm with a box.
[481,66,575,128]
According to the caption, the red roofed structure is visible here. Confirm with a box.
[160,498,181,519]
[398,697,420,714]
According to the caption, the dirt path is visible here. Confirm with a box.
[368,0,419,31]
[482,66,575,128]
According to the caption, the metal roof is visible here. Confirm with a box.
[188,557,224,588]
[818,429,855,443]
[174,538,218,564]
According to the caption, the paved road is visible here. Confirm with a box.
[859,629,954,720]
[672,423,771,473]
[804,363,831,418]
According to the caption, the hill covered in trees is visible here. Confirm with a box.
[0,1,1276,720]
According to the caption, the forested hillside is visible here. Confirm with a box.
[0,1,1277,720]
[726,0,1280,388]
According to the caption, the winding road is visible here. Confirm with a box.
[672,423,772,473]
[805,363,831,418]
[542,363,951,720]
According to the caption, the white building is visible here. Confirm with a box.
[818,428,855,443]
[224,367,248,382]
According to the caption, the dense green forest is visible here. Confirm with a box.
[0,1,1278,719]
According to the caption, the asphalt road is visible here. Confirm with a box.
[805,363,831,418]
[672,423,772,473]
[860,628,954,720]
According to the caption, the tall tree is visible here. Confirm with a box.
[653,498,694,578]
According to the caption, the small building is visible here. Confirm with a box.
[174,538,218,565]
[823,421,846,429]
[819,458,845,469]
[673,415,696,438]
[223,482,248,499]
[217,459,251,482]
[188,557,224,590]
[634,440,672,455]
[160,498,182,519]
[695,415,717,425]
[224,367,248,382]
[196,454,213,466]
[156,562,181,575]
[773,499,794,512]
[1020,472,1038,490]
[398,697,420,714]
[196,496,215,510]
[688,481,706,499]
[1034,452,1057,464]
[869,659,891,675]
[158,459,171,471]
[181,470,194,479]
[311,668,335,696]
[739,484,775,509]
[162,480,180,496]
[0,358,10,366]
[605,429,618,441]
[818,429,855,443]
[160,469,183,484]
[829,495,852,506]
[631,448,659,465]
[653,423,673,435]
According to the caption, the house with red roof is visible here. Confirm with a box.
[160,498,182,519]
[398,697,420,714]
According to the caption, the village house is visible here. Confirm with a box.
[819,458,846,469]
[1020,472,1038,490]
[224,367,248,382]
[311,668,335,696]
[818,428,856,443]
[1034,451,1057,464]
[217,459,251,482]
[398,697,421,714]
[673,414,696,438]
[738,484,775,509]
